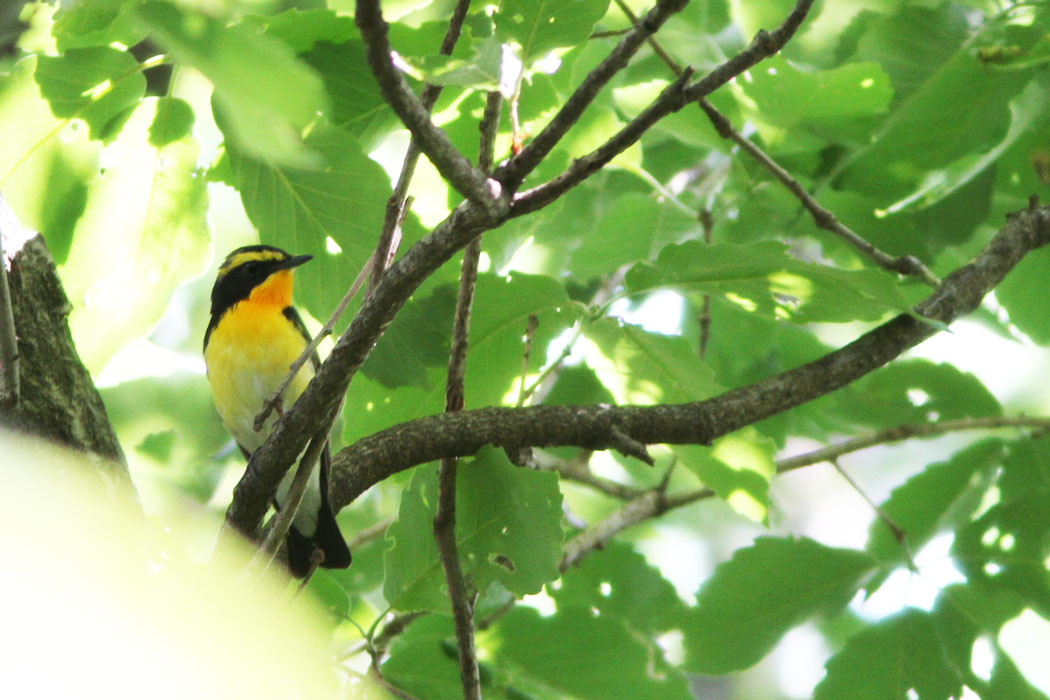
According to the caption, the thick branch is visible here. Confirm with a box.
[354,0,499,213]
[0,232,128,474]
[328,205,1050,509]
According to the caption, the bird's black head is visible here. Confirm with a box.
[208,245,312,320]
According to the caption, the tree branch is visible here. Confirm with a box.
[354,0,500,214]
[696,99,940,285]
[494,0,690,190]
[0,195,20,408]
[327,205,1050,510]
[370,0,475,291]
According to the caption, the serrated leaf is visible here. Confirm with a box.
[222,119,391,325]
[626,240,910,324]
[60,97,209,372]
[549,540,687,634]
[683,536,875,674]
[813,609,962,700]
[139,1,327,167]
[35,46,145,140]
[866,439,1004,593]
[383,448,563,612]
[494,0,611,63]
[494,606,692,700]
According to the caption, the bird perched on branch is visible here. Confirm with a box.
[204,244,351,577]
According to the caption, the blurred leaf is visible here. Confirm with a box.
[383,448,563,612]
[139,1,327,167]
[866,439,1004,591]
[952,437,1050,617]
[626,240,911,323]
[740,56,892,134]
[683,536,876,674]
[585,317,721,405]
[886,77,1050,213]
[494,606,693,700]
[997,247,1050,344]
[549,540,688,635]
[52,0,146,51]
[813,609,962,700]
[673,428,775,524]
[148,96,193,146]
[60,98,209,373]
[382,615,464,700]
[494,0,611,63]
[35,46,144,140]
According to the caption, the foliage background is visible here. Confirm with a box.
[3,0,1050,698]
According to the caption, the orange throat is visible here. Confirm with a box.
[249,269,295,307]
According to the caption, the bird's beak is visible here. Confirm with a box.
[277,254,313,271]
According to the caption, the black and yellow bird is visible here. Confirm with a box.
[204,245,351,577]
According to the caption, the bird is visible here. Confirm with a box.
[203,244,351,577]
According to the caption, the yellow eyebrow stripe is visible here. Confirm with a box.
[219,249,285,276]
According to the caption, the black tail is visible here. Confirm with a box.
[285,445,351,578]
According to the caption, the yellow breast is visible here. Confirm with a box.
[204,301,313,453]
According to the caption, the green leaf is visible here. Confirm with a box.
[401,35,504,90]
[382,616,465,700]
[494,606,692,700]
[222,120,392,325]
[494,0,611,63]
[549,540,688,635]
[683,536,876,674]
[568,192,697,281]
[35,46,145,140]
[60,97,210,373]
[813,609,962,700]
[996,247,1050,344]
[625,240,910,324]
[148,96,194,147]
[255,8,357,52]
[866,439,1004,591]
[673,428,775,524]
[383,448,563,612]
[845,4,969,104]
[138,1,327,167]
[52,0,146,51]
[0,56,100,259]
[838,360,1002,429]
[739,56,892,133]
[361,285,455,389]
[465,273,582,408]
[952,437,1050,617]
[885,77,1050,213]
[585,317,721,405]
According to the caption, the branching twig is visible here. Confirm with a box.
[495,0,690,189]
[370,0,474,292]
[355,0,501,215]
[511,0,818,215]
[696,100,940,285]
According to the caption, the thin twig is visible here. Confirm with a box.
[698,209,713,358]
[510,0,818,216]
[434,235,484,700]
[696,100,940,285]
[495,0,690,190]
[0,198,19,409]
[533,450,645,500]
[515,314,540,408]
[369,657,423,700]
[561,414,1050,568]
[370,0,474,292]
[355,0,502,215]
[829,458,917,571]
[253,432,326,568]
[347,517,394,551]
